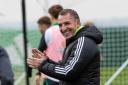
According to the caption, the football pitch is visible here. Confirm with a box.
[101,67,128,85]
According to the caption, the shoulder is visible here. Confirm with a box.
[74,36,97,50]
[45,25,59,34]
[0,47,6,53]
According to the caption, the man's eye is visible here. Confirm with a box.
[59,24,62,27]
[64,22,69,25]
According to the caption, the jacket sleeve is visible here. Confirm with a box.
[38,36,98,81]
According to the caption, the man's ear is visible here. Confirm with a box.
[76,19,80,25]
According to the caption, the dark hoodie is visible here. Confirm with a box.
[38,25,103,85]
[67,25,103,45]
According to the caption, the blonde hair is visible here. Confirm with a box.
[84,21,94,28]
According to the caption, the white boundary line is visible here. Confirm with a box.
[105,58,128,85]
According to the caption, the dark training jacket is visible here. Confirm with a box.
[38,25,103,85]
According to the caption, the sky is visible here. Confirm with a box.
[0,0,128,28]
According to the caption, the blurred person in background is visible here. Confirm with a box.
[34,4,65,85]
[35,16,51,85]
[0,46,14,85]
[37,16,51,34]
[27,9,103,85]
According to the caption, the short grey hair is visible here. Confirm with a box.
[59,9,80,24]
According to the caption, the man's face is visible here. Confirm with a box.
[58,13,79,39]
[38,24,48,33]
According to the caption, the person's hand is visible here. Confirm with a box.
[35,74,41,85]
[27,48,47,68]
[41,73,48,79]
[35,73,47,85]
[32,48,47,58]
[27,55,47,69]
[27,57,44,68]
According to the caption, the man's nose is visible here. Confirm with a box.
[61,24,65,28]
[60,26,67,34]
[61,24,67,30]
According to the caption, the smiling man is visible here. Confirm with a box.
[27,9,103,85]
[58,11,81,40]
